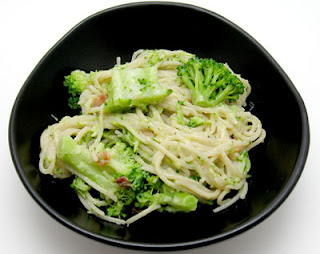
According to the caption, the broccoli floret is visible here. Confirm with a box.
[105,141,141,176]
[57,136,119,199]
[130,172,198,213]
[107,188,136,218]
[110,167,161,218]
[177,58,245,107]
[135,189,155,208]
[176,102,210,127]
[64,70,100,109]
[154,185,198,213]
[132,175,198,213]
[127,167,149,192]
[70,176,91,198]
[58,134,198,219]
[187,116,210,128]
[106,201,126,218]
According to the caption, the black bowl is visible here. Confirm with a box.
[9,2,309,251]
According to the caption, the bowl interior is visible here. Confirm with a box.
[9,2,309,250]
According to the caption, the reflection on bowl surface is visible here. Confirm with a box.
[9,2,309,251]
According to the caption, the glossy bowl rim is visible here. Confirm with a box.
[9,1,310,251]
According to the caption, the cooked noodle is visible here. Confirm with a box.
[39,49,266,225]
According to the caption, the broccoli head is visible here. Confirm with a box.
[177,58,245,107]
[70,176,91,198]
[106,188,136,218]
[64,70,100,109]
[187,116,210,128]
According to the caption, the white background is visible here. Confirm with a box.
[1,0,319,253]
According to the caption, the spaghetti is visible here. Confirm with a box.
[39,49,266,225]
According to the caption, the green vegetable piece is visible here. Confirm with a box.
[135,189,155,208]
[127,167,148,191]
[70,176,91,198]
[177,58,245,107]
[187,116,210,128]
[64,70,100,109]
[104,66,172,113]
[237,150,251,174]
[176,100,184,124]
[120,128,140,152]
[132,176,198,213]
[155,185,198,212]
[107,188,136,218]
[58,136,198,218]
[57,136,118,196]
[109,168,160,218]
[105,141,140,176]
[106,201,126,218]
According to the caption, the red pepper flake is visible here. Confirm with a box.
[97,151,110,166]
[92,94,107,107]
[116,176,131,188]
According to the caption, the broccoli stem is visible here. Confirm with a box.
[57,136,118,199]
[155,191,198,212]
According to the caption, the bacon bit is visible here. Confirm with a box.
[116,176,131,188]
[92,94,107,107]
[140,128,154,138]
[233,146,244,153]
[97,151,110,166]
[231,134,238,140]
